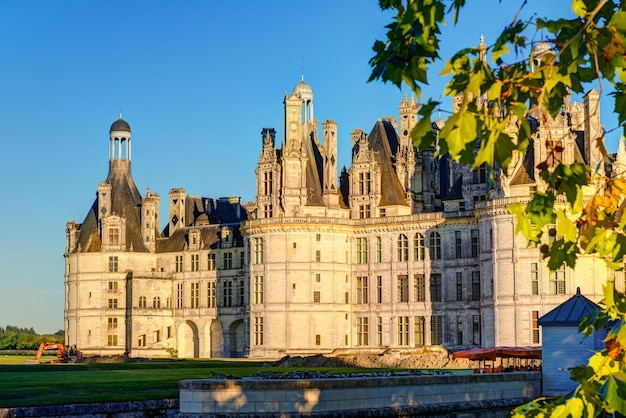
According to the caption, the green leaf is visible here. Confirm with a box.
[599,373,626,414]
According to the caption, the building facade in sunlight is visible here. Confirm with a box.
[65,40,626,358]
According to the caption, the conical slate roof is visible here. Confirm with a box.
[538,288,601,326]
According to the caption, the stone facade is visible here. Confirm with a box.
[65,40,626,358]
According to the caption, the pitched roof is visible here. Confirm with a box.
[538,288,601,326]
[367,120,408,207]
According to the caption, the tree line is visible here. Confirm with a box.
[0,325,64,350]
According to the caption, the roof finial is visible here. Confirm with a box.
[119,103,123,120]
[301,56,304,82]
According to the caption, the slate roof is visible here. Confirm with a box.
[538,288,601,326]
[367,120,408,207]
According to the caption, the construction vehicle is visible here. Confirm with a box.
[34,342,81,363]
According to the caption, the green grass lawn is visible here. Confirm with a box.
[0,356,395,408]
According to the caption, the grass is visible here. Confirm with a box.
[0,356,396,408]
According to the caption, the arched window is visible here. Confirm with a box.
[138,296,147,308]
[153,296,161,309]
[414,233,425,261]
[429,231,442,260]
[397,234,408,261]
[166,297,172,309]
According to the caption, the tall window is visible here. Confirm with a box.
[240,251,245,268]
[254,276,264,304]
[456,272,463,301]
[238,279,245,306]
[223,253,233,270]
[531,263,539,295]
[376,237,382,263]
[414,274,425,302]
[223,280,233,307]
[356,276,369,304]
[107,318,118,329]
[108,298,118,309]
[376,276,383,303]
[550,268,566,295]
[191,254,199,272]
[415,316,425,346]
[358,171,371,194]
[471,271,480,301]
[253,238,264,264]
[313,291,321,303]
[190,282,199,308]
[109,256,119,272]
[457,316,463,345]
[356,317,369,346]
[431,316,444,345]
[359,204,371,219]
[109,228,119,246]
[107,335,118,346]
[254,317,264,345]
[166,297,172,309]
[263,205,272,218]
[315,250,321,262]
[397,275,409,302]
[473,163,488,184]
[175,255,183,272]
[108,281,118,293]
[356,238,369,263]
[207,253,216,270]
[473,315,481,345]
[138,296,147,308]
[430,274,442,302]
[455,231,462,258]
[397,234,409,261]
[471,230,479,257]
[532,311,540,344]
[207,282,216,308]
[414,233,425,261]
[429,232,442,260]
[398,316,409,346]
[377,317,383,346]
[263,171,273,195]
[153,296,161,308]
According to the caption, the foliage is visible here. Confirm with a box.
[370,0,626,415]
[0,325,64,351]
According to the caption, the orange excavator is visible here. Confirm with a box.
[35,342,81,363]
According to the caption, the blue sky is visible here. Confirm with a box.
[0,1,618,334]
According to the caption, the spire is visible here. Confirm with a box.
[479,34,487,62]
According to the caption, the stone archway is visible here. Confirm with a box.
[229,320,244,358]
[210,320,224,357]
[177,321,199,358]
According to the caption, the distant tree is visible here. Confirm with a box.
[370,0,626,416]
[0,325,63,350]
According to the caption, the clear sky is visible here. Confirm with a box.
[0,1,619,334]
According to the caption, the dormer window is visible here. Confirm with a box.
[108,228,119,246]
[358,172,371,194]
[263,171,273,195]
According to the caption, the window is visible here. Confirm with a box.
[263,171,273,195]
[207,282,216,308]
[359,204,371,219]
[239,251,245,268]
[457,316,463,345]
[223,253,233,270]
[175,255,183,272]
[379,208,386,217]
[471,230,479,257]
[108,256,118,272]
[356,317,369,346]
[138,335,146,347]
[397,275,409,302]
[473,163,488,184]
[191,254,199,272]
[313,291,321,303]
[358,171,371,194]
[431,316,444,345]
[455,231,462,258]
[108,298,118,309]
[316,273,321,282]
[138,296,147,308]
[414,233,425,260]
[398,316,409,346]
[315,335,321,346]
[473,315,481,345]
[108,281,118,293]
[532,311,540,344]
[414,316,425,346]
[153,330,160,343]
[254,276,264,304]
[107,318,118,329]
[356,237,369,263]
[109,228,119,246]
[107,335,117,346]
[397,234,409,261]
[550,268,566,295]
[316,234,321,242]
[207,253,216,270]
[456,272,463,301]
[153,296,161,308]
[315,250,321,262]
[176,283,183,309]
[531,263,539,295]
[254,317,264,345]
[376,237,382,262]
[471,271,480,301]
[238,279,245,306]
[414,274,425,302]
[253,238,264,264]
[430,274,442,302]
[223,280,233,307]
[356,276,369,304]
[263,204,273,218]
[167,326,172,339]
[377,317,383,345]
[429,232,441,260]
[376,276,383,303]
[190,282,199,308]
[166,296,172,309]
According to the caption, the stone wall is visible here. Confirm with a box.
[178,372,540,417]
[0,399,178,418]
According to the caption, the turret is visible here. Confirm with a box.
[141,188,160,252]
[322,119,340,208]
[169,188,186,234]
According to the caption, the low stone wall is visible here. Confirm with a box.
[178,372,540,417]
[0,399,178,418]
